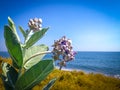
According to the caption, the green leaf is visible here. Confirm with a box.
[8,17,16,33]
[25,28,49,48]
[19,26,26,39]
[43,78,56,90]
[8,17,20,42]
[15,60,54,90]
[23,44,49,70]
[1,62,18,89]
[4,25,23,68]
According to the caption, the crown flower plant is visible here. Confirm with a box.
[52,36,76,70]
[1,17,76,90]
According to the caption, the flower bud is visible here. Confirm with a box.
[33,17,38,22]
[29,19,33,23]
[38,18,42,24]
[28,18,42,32]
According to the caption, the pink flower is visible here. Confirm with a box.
[52,36,76,70]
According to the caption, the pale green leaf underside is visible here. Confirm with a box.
[23,44,48,70]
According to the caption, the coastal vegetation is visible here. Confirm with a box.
[1,17,76,90]
[0,57,120,90]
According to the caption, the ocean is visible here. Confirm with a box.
[0,51,120,77]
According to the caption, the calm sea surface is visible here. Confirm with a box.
[0,51,120,76]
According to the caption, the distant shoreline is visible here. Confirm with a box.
[0,51,120,79]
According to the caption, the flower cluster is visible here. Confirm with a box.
[28,17,42,32]
[52,36,76,69]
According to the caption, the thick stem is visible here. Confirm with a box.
[24,29,32,43]
[18,68,22,79]
[24,51,52,65]
[59,66,62,70]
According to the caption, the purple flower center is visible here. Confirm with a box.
[61,40,66,45]
[65,49,69,54]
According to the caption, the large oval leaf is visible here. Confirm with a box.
[15,60,54,90]
[25,28,49,48]
[23,44,48,70]
[4,25,23,68]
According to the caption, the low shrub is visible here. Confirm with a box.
[1,57,120,90]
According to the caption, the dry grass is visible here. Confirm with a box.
[0,57,120,90]
[33,69,120,90]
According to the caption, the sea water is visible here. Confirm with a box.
[1,51,120,77]
[44,51,120,77]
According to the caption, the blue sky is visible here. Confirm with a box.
[0,0,120,51]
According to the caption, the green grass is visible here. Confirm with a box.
[0,57,120,90]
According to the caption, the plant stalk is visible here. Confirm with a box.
[59,66,62,70]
